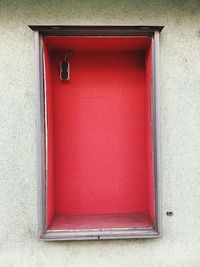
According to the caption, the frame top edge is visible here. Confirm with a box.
[28,25,164,35]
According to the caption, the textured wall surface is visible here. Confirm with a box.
[0,1,200,266]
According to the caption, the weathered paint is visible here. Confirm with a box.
[0,0,200,266]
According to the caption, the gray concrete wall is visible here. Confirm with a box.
[0,0,200,266]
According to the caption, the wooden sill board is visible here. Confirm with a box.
[48,212,154,231]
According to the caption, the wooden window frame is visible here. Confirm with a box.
[29,25,163,241]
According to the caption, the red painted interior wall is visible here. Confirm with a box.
[43,37,155,228]
[145,42,155,223]
[43,45,55,226]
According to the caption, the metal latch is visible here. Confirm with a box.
[60,51,73,81]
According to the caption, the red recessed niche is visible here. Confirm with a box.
[43,36,155,232]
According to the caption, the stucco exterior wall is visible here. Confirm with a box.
[0,1,200,266]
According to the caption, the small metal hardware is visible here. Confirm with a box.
[60,51,73,81]
[166,211,174,216]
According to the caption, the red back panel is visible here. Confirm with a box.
[43,37,154,221]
